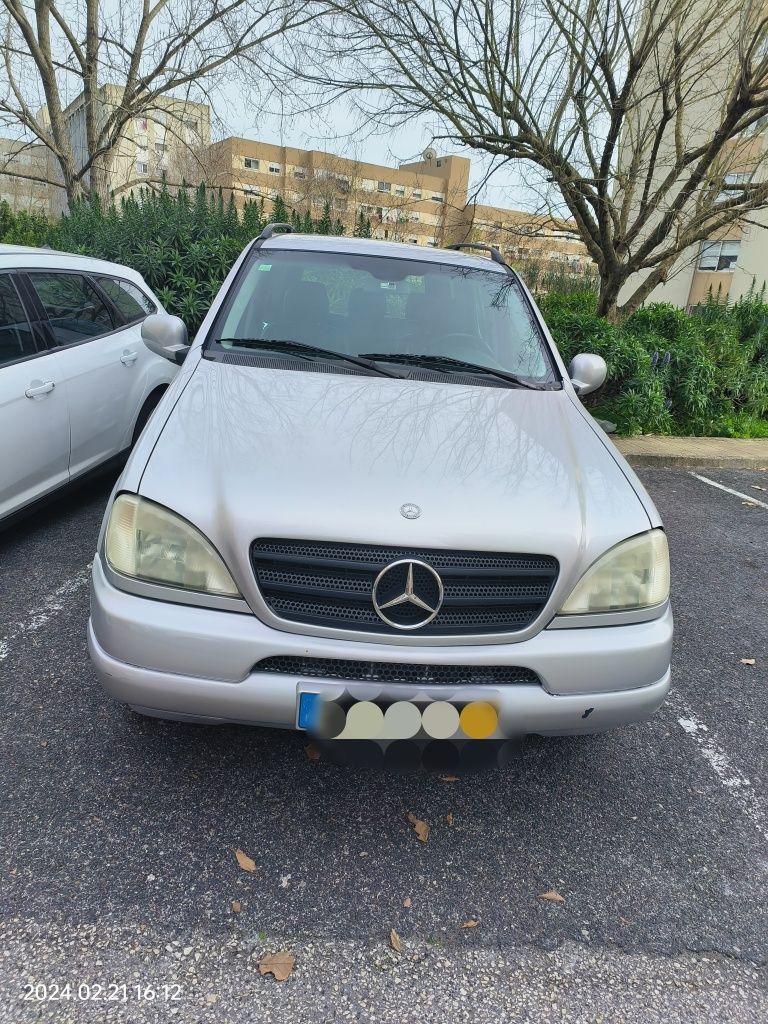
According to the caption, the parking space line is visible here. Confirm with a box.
[689,472,768,510]
[0,565,91,662]
[674,703,768,844]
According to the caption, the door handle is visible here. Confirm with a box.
[25,380,55,398]
[121,350,138,366]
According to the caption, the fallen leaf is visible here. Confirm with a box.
[740,658,756,666]
[446,813,454,826]
[235,848,257,873]
[752,485,767,492]
[539,890,566,904]
[231,900,241,914]
[280,874,291,888]
[389,928,402,952]
[403,897,412,908]
[618,916,633,925]
[741,501,758,507]
[258,951,295,982]
[406,813,430,843]
[439,775,459,782]
[305,743,320,761]
[461,919,479,928]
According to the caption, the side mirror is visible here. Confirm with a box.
[569,353,607,396]
[141,314,189,364]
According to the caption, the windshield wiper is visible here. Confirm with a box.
[358,352,551,390]
[213,338,403,379]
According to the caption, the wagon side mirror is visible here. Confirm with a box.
[142,314,189,364]
[569,353,607,396]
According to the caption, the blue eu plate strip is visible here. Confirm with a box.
[298,691,320,730]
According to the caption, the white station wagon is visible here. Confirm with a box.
[0,246,177,525]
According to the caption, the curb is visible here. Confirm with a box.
[611,437,768,471]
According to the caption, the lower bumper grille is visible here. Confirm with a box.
[251,539,559,636]
[255,655,540,687]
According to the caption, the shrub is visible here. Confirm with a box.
[0,200,49,246]
[540,292,768,436]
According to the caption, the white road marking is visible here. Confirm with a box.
[0,565,91,662]
[674,705,768,844]
[689,472,768,510]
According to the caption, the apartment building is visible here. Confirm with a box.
[42,85,211,217]
[455,203,590,270]
[207,138,470,247]
[0,139,51,213]
[617,5,768,311]
[0,88,590,271]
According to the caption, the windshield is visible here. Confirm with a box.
[207,249,558,384]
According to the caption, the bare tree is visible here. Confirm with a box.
[302,0,768,317]
[0,0,316,208]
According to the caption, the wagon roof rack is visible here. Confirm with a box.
[446,242,513,273]
[255,223,294,244]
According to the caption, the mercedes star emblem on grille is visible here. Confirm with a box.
[371,559,444,630]
[400,503,422,519]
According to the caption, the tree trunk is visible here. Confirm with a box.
[596,275,623,322]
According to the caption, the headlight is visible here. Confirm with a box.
[105,494,240,597]
[559,529,669,614]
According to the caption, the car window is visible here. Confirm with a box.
[211,250,554,382]
[28,272,115,345]
[0,275,36,367]
[94,276,156,323]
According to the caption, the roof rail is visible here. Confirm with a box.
[255,223,294,243]
[446,242,512,273]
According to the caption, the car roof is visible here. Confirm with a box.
[0,244,146,280]
[259,233,510,274]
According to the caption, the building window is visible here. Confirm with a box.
[136,161,148,175]
[717,172,751,203]
[412,188,422,199]
[293,167,306,178]
[244,157,259,170]
[697,239,740,271]
[154,143,166,158]
[268,163,281,174]
[394,186,405,197]
[185,118,199,132]
[334,197,348,212]
[409,213,420,223]
[135,118,148,133]
[244,185,258,196]
[409,237,419,244]
[377,181,391,193]
[431,193,444,203]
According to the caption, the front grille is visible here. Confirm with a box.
[256,656,540,687]
[251,539,558,636]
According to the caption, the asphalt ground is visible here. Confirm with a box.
[0,466,766,1023]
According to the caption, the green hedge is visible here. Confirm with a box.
[538,291,768,436]
[2,189,766,436]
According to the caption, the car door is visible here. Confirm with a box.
[0,273,70,521]
[24,269,146,479]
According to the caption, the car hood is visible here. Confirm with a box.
[138,359,652,619]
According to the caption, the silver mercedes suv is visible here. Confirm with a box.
[88,227,672,753]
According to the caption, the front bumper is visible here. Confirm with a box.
[88,555,673,735]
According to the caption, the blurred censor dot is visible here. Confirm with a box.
[422,701,461,739]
